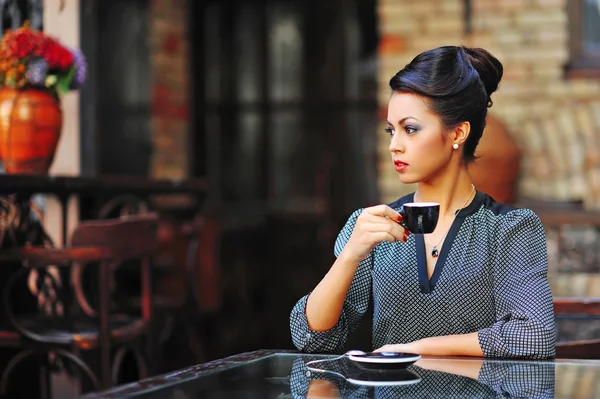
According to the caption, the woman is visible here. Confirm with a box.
[289,45,556,359]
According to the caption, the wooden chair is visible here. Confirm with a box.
[554,296,600,359]
[0,213,158,396]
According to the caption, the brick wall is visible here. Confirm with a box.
[148,0,190,179]
[377,0,600,206]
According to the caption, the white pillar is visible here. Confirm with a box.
[43,0,80,246]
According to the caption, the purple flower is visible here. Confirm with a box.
[25,58,49,86]
[69,48,87,89]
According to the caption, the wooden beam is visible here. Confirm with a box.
[554,296,600,316]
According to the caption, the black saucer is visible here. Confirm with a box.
[345,368,422,387]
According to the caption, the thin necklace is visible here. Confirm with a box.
[425,184,475,258]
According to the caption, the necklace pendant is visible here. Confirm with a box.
[431,247,439,257]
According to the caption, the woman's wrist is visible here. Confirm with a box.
[337,247,364,268]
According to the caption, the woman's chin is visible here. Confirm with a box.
[397,174,420,185]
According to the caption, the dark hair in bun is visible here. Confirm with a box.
[389,46,503,164]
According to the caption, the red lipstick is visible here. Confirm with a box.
[394,160,408,172]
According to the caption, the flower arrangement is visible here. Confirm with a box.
[0,22,86,95]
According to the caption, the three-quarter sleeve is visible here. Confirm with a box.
[290,209,373,353]
[478,209,556,359]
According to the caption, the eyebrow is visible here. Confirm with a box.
[386,117,421,125]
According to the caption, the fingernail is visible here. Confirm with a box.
[397,212,403,222]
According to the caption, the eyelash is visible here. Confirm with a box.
[385,126,419,136]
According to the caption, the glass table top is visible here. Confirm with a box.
[81,350,600,398]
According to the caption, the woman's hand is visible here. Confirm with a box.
[342,205,409,262]
[374,343,419,354]
[375,333,483,357]
[413,358,483,380]
[307,380,341,398]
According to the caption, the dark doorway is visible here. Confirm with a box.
[80,0,151,177]
[189,0,379,358]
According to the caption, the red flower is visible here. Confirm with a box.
[0,26,73,70]
[2,27,44,59]
[38,37,73,70]
[0,22,85,92]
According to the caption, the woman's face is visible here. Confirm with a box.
[387,92,455,184]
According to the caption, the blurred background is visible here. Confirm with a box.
[0,0,599,397]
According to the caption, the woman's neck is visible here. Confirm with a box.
[414,167,474,218]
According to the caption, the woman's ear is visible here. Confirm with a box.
[451,121,470,146]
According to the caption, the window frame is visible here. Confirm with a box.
[567,0,600,78]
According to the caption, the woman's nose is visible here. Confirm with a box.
[389,134,404,154]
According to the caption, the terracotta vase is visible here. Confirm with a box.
[0,88,63,174]
[468,115,521,204]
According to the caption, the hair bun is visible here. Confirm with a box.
[461,47,503,106]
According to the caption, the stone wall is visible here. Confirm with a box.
[148,0,190,179]
[377,0,600,206]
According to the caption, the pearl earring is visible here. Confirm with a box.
[453,143,459,150]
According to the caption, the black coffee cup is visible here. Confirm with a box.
[398,202,440,234]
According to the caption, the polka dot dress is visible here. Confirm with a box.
[290,191,556,359]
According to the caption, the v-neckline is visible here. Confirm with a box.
[412,191,483,294]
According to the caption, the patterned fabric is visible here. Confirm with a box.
[477,361,555,398]
[290,191,556,359]
[289,356,555,398]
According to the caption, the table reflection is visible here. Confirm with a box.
[83,351,600,399]
[290,356,555,398]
